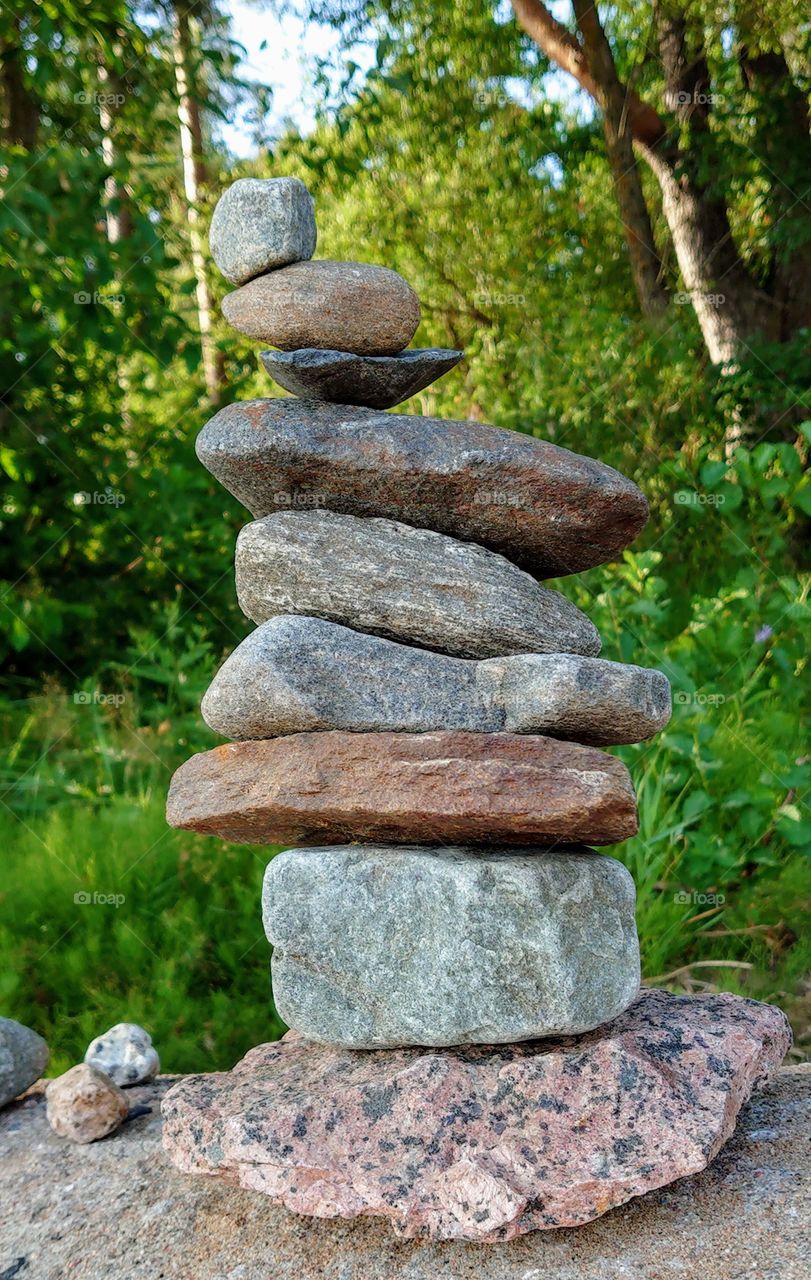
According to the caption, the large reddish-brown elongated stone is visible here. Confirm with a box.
[165,730,638,846]
[161,990,791,1242]
[195,399,648,576]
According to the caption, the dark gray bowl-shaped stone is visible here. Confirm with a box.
[259,346,463,409]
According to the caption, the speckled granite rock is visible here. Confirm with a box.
[259,346,463,408]
[196,399,648,576]
[221,261,420,355]
[0,1017,48,1108]
[84,1023,160,1087]
[209,177,316,286]
[264,846,640,1047]
[46,1064,129,1144]
[161,990,791,1242]
[166,730,638,847]
[235,511,601,659]
[2,1067,808,1278]
[202,615,670,745]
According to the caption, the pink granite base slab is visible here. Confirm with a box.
[161,990,791,1242]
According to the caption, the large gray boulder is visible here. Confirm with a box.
[201,615,670,745]
[196,398,648,576]
[262,845,641,1047]
[209,177,316,286]
[0,1016,49,1108]
[235,511,601,659]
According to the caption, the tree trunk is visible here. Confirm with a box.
[648,2,774,364]
[97,59,134,244]
[739,46,811,341]
[171,3,224,404]
[571,0,668,318]
[510,0,781,369]
[1,18,38,149]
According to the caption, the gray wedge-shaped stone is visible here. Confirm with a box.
[235,511,601,659]
[201,615,671,746]
[259,347,463,408]
[262,845,641,1047]
[196,399,648,576]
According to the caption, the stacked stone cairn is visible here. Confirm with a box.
[161,177,791,1242]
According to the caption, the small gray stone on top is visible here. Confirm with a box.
[209,177,316,286]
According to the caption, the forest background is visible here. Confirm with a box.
[1,0,809,1071]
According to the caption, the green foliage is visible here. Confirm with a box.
[0,0,808,1068]
[0,786,285,1074]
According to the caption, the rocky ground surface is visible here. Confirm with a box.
[1,1065,807,1279]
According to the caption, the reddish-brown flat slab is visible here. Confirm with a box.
[166,730,638,846]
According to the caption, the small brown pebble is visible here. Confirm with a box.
[46,1063,129,1144]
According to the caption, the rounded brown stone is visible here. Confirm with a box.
[46,1063,129,1144]
[220,260,421,355]
[165,730,639,847]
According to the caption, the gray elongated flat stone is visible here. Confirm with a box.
[259,347,463,408]
[263,845,641,1047]
[201,615,671,746]
[235,511,601,659]
[1,1017,49,1108]
[209,178,317,286]
[196,399,648,576]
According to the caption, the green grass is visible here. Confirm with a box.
[0,792,285,1074]
[1,679,809,1074]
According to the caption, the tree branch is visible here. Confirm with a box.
[511,0,667,146]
